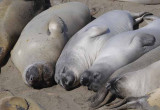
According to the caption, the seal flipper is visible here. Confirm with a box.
[85,26,109,38]
[106,96,147,110]
[48,15,64,35]
[89,83,114,109]
[130,33,155,47]
[143,15,160,24]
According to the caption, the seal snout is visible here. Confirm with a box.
[25,63,54,89]
[80,71,91,86]
[80,70,103,91]
[60,70,75,90]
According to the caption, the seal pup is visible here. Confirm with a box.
[0,90,44,110]
[11,2,91,89]
[88,58,160,109]
[0,0,49,66]
[115,0,160,5]
[55,10,149,90]
[80,15,160,92]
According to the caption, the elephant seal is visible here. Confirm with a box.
[116,0,160,5]
[0,97,44,110]
[55,10,149,90]
[80,15,160,92]
[11,2,91,89]
[0,0,50,66]
[88,58,160,109]
[0,90,43,110]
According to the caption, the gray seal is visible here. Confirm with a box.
[89,59,160,109]
[55,10,149,90]
[88,16,160,109]
[11,2,91,89]
[80,15,160,92]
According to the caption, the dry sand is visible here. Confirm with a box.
[0,0,160,110]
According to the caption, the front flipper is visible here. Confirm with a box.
[48,15,64,35]
[89,83,114,109]
[130,33,155,48]
[85,26,109,38]
[106,96,147,110]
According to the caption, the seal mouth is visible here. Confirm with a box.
[60,70,76,91]
[25,62,55,89]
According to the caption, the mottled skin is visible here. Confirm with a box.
[116,0,160,5]
[55,10,149,90]
[0,0,49,66]
[11,2,91,89]
[80,15,160,92]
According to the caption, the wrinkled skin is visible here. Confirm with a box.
[89,42,160,109]
[80,15,160,92]
[55,10,152,90]
[11,2,91,89]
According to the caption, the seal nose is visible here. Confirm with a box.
[25,65,41,88]
[25,63,54,89]
[80,75,89,86]
[80,71,91,86]
[61,71,75,90]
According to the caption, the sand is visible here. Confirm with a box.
[0,0,160,110]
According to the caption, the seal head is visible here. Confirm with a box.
[80,70,103,92]
[25,62,54,89]
[59,67,76,90]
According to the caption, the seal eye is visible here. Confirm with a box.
[93,72,101,81]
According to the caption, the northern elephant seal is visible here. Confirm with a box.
[116,0,160,5]
[55,10,149,90]
[89,58,160,109]
[0,0,49,66]
[0,90,43,110]
[11,2,91,89]
[80,15,160,92]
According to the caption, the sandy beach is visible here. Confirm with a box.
[0,0,160,110]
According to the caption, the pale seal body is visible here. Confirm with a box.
[118,0,160,5]
[55,10,148,90]
[0,0,49,65]
[80,16,160,92]
[11,2,91,88]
